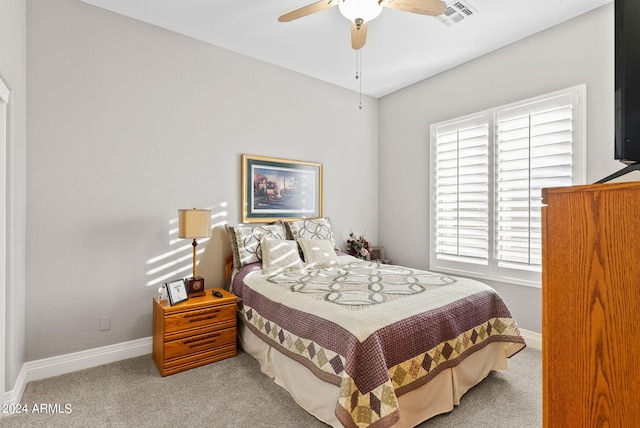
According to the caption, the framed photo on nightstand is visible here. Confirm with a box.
[166,279,188,306]
[370,246,385,261]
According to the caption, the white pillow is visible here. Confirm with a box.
[261,239,304,274]
[298,239,340,268]
[285,217,338,249]
[225,223,287,269]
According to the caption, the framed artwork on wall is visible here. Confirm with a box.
[241,154,323,223]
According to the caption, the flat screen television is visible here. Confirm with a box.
[598,0,640,182]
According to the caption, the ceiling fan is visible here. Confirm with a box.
[278,0,447,50]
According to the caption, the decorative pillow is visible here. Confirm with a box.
[285,217,337,249]
[298,238,340,268]
[225,223,287,269]
[261,239,305,274]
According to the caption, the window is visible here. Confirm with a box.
[430,85,586,287]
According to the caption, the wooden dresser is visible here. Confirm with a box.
[542,181,640,426]
[153,288,237,376]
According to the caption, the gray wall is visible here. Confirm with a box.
[0,0,27,391]
[378,4,620,333]
[26,0,379,361]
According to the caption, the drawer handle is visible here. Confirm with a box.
[188,339,220,349]
[187,314,222,323]
[184,308,230,323]
[184,332,223,348]
[184,308,221,318]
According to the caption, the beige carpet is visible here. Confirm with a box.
[1,347,541,427]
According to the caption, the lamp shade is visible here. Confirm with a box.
[178,209,211,239]
[338,0,383,23]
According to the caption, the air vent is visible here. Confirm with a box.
[437,0,476,26]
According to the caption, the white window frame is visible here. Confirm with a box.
[429,85,586,288]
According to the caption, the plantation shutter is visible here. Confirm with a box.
[434,116,490,265]
[496,93,574,271]
[430,85,584,286]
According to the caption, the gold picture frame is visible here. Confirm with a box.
[241,154,323,223]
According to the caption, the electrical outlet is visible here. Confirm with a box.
[99,316,111,331]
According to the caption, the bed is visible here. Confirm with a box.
[225,219,526,428]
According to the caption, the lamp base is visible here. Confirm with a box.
[186,277,206,297]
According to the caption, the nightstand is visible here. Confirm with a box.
[152,288,237,376]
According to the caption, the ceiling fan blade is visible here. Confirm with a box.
[382,0,446,16]
[351,21,368,50]
[278,0,338,22]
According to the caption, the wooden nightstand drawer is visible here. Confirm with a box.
[164,326,236,360]
[162,345,237,375]
[153,289,238,376]
[164,304,236,335]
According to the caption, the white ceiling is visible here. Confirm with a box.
[80,0,612,98]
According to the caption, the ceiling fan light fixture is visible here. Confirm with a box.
[338,0,383,24]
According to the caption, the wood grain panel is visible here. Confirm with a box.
[164,304,236,335]
[542,182,640,426]
[164,327,236,360]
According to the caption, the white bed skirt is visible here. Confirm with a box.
[238,322,508,427]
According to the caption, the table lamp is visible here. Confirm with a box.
[178,208,211,297]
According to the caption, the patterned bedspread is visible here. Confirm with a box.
[232,255,525,428]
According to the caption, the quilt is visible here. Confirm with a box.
[231,255,525,428]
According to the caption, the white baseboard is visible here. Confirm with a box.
[3,336,152,406]
[519,328,542,351]
[1,366,26,408]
